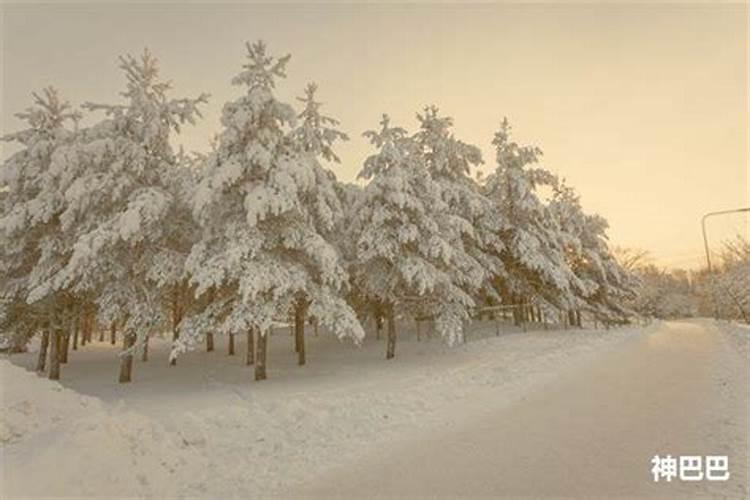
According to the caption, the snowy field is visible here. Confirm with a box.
[1,320,647,498]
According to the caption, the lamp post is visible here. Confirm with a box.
[701,207,750,319]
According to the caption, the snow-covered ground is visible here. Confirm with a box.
[719,320,750,360]
[3,320,652,498]
[295,319,748,499]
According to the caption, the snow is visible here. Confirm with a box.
[0,358,209,498]
[719,320,750,360]
[1,321,647,498]
[293,319,749,498]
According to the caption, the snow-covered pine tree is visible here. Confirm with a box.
[162,149,203,365]
[182,41,363,379]
[292,83,349,163]
[549,180,635,325]
[287,82,350,365]
[351,114,484,358]
[0,87,81,377]
[335,180,370,318]
[412,106,503,312]
[36,50,207,382]
[482,118,579,323]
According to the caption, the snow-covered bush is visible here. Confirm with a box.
[708,236,750,322]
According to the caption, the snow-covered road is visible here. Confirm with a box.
[296,320,748,499]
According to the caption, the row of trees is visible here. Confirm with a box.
[0,42,635,383]
[709,236,750,322]
[615,239,750,323]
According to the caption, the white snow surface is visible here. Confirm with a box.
[720,320,750,360]
[1,321,649,498]
[293,319,748,499]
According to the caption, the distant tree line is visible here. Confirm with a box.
[615,241,750,323]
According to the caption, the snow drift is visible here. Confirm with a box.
[0,360,209,498]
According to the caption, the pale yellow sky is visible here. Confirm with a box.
[1,3,747,269]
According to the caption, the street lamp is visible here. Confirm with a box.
[701,207,750,319]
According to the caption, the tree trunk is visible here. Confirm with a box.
[294,300,306,366]
[169,327,179,366]
[81,315,88,347]
[375,314,384,340]
[37,330,50,372]
[60,333,69,364]
[206,332,214,352]
[88,312,94,344]
[110,321,117,345]
[575,310,582,328]
[118,334,135,383]
[48,330,61,380]
[255,329,267,381]
[141,335,149,362]
[85,313,94,343]
[228,333,235,355]
[292,311,299,353]
[246,328,255,365]
[568,310,576,328]
[386,307,396,360]
[72,316,79,351]
[170,299,181,366]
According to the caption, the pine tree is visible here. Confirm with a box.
[162,150,202,366]
[482,118,578,318]
[412,106,503,311]
[39,50,207,382]
[0,88,81,363]
[549,180,635,324]
[287,82,350,365]
[351,114,483,357]
[180,41,363,376]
